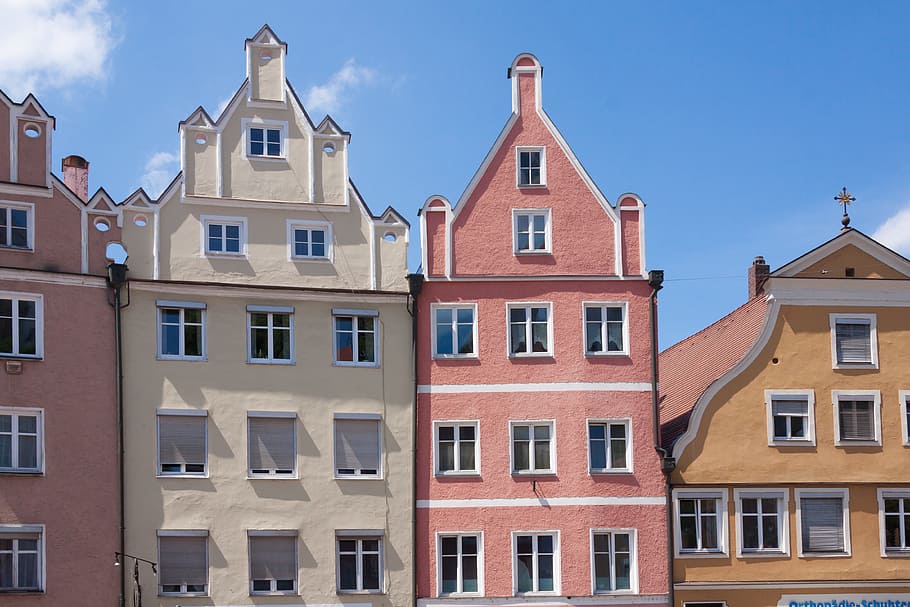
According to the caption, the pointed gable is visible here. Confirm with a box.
[428,53,636,278]
[774,229,910,279]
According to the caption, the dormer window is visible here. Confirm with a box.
[0,203,33,251]
[250,127,281,157]
[516,147,545,187]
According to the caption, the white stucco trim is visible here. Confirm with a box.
[418,382,651,394]
[417,497,665,508]
[419,597,667,606]
[0,267,106,287]
[128,280,407,303]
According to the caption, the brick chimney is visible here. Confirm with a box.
[62,155,89,202]
[748,255,770,299]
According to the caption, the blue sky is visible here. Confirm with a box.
[3,1,910,347]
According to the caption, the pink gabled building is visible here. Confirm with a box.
[0,91,121,605]
[415,54,669,607]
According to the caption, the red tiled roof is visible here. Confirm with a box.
[659,295,769,450]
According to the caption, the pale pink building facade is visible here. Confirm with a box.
[416,55,668,606]
[0,91,121,605]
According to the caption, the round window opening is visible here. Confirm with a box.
[323,142,336,154]
[260,52,272,62]
[93,217,111,232]
[134,214,149,228]
[195,134,207,145]
[383,232,397,242]
[23,124,41,139]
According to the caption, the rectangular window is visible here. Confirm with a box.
[435,422,479,475]
[158,532,208,596]
[438,533,480,595]
[334,417,381,478]
[248,307,293,363]
[333,309,378,366]
[201,215,247,257]
[592,530,633,593]
[511,422,554,474]
[0,203,32,250]
[735,490,787,556]
[157,411,207,477]
[157,301,205,360]
[508,303,551,356]
[902,391,910,447]
[516,147,545,186]
[288,222,329,260]
[675,490,727,555]
[248,414,296,477]
[0,527,42,591]
[432,304,477,358]
[513,210,551,253]
[588,420,630,473]
[249,127,282,157]
[0,409,41,473]
[584,304,626,355]
[797,490,849,555]
[513,532,557,595]
[765,390,815,445]
[337,535,382,593]
[0,293,41,358]
[249,533,296,594]
[833,391,881,446]
[880,490,910,554]
[830,313,877,368]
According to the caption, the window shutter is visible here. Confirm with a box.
[836,323,871,363]
[772,399,807,416]
[159,416,206,466]
[250,535,296,581]
[839,400,874,440]
[159,536,207,587]
[249,417,295,472]
[335,419,380,473]
[802,497,844,552]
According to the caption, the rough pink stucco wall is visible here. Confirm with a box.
[0,104,10,182]
[425,209,447,277]
[0,279,119,607]
[15,119,47,187]
[87,214,122,276]
[620,207,641,276]
[0,188,82,275]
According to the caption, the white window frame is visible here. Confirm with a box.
[509,420,556,476]
[247,411,297,479]
[247,306,295,364]
[247,530,298,595]
[430,303,478,359]
[829,313,878,369]
[435,531,484,597]
[0,524,44,593]
[506,302,553,358]
[673,489,729,558]
[515,146,546,187]
[286,219,332,262]
[0,407,43,474]
[682,603,728,607]
[200,214,248,257]
[582,301,629,356]
[511,530,560,596]
[832,390,881,447]
[589,528,637,595]
[156,409,208,478]
[765,389,815,446]
[733,488,789,558]
[157,530,209,597]
[336,531,384,594]
[242,118,288,161]
[512,209,552,254]
[433,420,480,476]
[587,418,632,474]
[795,488,851,558]
[0,201,35,251]
[878,488,910,557]
[156,300,206,361]
[332,308,380,368]
[0,291,43,358]
[333,413,383,480]
[900,390,910,447]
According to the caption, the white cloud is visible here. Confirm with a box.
[0,0,116,99]
[872,203,910,255]
[140,151,178,199]
[214,91,235,118]
[305,59,376,115]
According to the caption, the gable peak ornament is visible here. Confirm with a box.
[835,187,856,231]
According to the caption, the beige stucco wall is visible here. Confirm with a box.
[122,285,414,606]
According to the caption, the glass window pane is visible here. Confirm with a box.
[267,129,280,143]
[517,215,529,231]
[358,330,375,362]
[537,554,554,591]
[362,553,380,589]
[537,535,553,553]
[338,553,356,589]
[161,324,180,355]
[441,555,457,593]
[462,555,478,592]
[513,441,529,470]
[273,328,290,359]
[252,327,269,359]
[586,323,603,352]
[459,441,475,470]
[615,552,631,589]
[534,440,550,469]
[742,516,759,549]
[531,323,547,352]
[0,435,11,468]
[610,436,627,468]
[438,426,454,441]
[594,553,611,590]
[607,323,623,351]
[763,516,779,549]
[533,215,545,231]
[18,320,36,355]
[18,416,36,434]
[457,324,473,354]
[438,442,454,471]
[18,436,37,469]
[516,554,533,592]
[0,415,9,432]
[513,426,529,440]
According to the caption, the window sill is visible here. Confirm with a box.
[0,589,44,594]
[248,474,299,480]
[0,354,42,360]
[833,362,878,370]
[436,470,481,478]
[512,470,556,477]
[439,592,484,598]
[335,475,383,481]
[513,250,552,256]
[157,355,207,362]
[248,358,295,365]
[157,473,209,479]
[834,440,881,448]
[799,551,851,559]
[883,550,910,558]
[247,155,289,163]
[0,246,34,253]
[738,550,789,559]
[517,183,547,189]
[590,469,633,476]
[202,252,247,259]
[290,256,332,263]
[159,592,208,597]
[594,589,636,595]
[769,439,815,447]
[433,353,479,360]
[0,470,43,476]
[337,589,385,595]
[585,351,630,358]
[333,361,380,368]
[514,591,560,597]
[676,550,728,559]
[250,590,298,596]
[509,352,554,359]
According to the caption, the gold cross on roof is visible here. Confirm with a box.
[835,187,856,230]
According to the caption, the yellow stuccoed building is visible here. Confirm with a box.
[117,25,414,607]
[660,227,910,607]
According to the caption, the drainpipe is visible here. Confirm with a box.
[406,273,424,607]
[648,270,675,607]
[107,262,129,607]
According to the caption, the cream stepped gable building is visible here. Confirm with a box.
[118,26,413,607]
